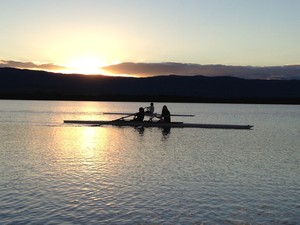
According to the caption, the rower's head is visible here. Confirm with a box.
[150,102,153,106]
[139,107,144,113]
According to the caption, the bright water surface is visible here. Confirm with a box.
[0,100,299,225]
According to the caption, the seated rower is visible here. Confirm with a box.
[145,102,154,114]
[145,102,155,121]
[159,105,171,123]
[132,107,145,122]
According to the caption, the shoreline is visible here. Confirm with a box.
[1,95,299,105]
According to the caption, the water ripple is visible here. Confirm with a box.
[1,102,300,224]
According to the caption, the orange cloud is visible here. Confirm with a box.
[102,62,300,80]
[0,60,66,71]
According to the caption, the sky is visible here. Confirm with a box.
[1,0,300,77]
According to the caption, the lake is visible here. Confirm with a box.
[0,100,299,224]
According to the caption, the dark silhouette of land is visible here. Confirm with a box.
[1,67,300,104]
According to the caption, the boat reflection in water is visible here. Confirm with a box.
[134,126,171,137]
[162,127,171,136]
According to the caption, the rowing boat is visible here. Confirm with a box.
[103,112,195,117]
[64,120,253,130]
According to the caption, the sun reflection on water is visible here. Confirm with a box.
[48,126,112,177]
[72,127,111,160]
[78,127,102,158]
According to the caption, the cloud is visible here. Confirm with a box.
[2,60,300,80]
[102,62,300,80]
[102,62,199,76]
[0,60,66,71]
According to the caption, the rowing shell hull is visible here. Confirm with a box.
[64,120,253,130]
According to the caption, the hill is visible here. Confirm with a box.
[1,67,300,104]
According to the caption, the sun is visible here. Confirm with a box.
[64,56,107,75]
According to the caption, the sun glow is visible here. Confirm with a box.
[51,56,139,77]
[63,56,108,75]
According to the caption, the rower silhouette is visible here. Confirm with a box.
[145,102,154,114]
[132,107,145,121]
[145,102,155,121]
[159,105,171,123]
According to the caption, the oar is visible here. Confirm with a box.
[92,112,137,126]
[112,113,137,121]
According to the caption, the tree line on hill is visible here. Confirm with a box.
[0,67,300,104]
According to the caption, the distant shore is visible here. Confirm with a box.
[1,94,299,105]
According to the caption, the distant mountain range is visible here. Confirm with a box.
[1,67,300,104]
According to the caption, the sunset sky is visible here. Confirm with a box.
[1,0,300,76]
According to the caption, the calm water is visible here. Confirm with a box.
[0,100,299,225]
